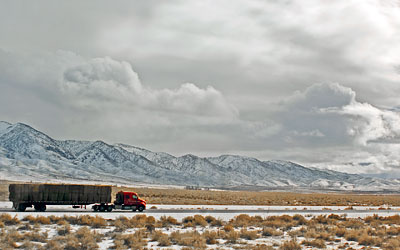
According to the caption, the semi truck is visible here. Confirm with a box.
[9,184,146,212]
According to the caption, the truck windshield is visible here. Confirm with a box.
[132,195,138,199]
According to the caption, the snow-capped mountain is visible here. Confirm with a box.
[0,121,399,191]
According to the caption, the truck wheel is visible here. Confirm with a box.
[93,205,99,212]
[99,205,105,212]
[17,204,26,212]
[138,205,145,212]
[39,204,46,212]
[34,204,40,211]
[107,206,113,212]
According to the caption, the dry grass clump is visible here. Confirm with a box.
[170,231,207,248]
[76,215,107,228]
[0,214,20,225]
[113,216,129,232]
[205,215,223,226]
[57,224,71,236]
[150,230,171,246]
[383,237,400,250]
[279,239,301,250]
[344,229,359,241]
[182,215,208,227]
[157,215,178,227]
[224,229,240,244]
[112,230,148,249]
[239,228,259,240]
[301,238,326,248]
[203,230,219,244]
[23,230,48,243]
[0,229,23,249]
[230,214,263,227]
[263,215,296,230]
[262,227,284,236]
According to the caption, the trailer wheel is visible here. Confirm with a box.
[99,205,105,212]
[93,205,99,212]
[107,206,113,212]
[138,205,145,212]
[17,204,26,212]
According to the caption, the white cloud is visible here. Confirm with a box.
[62,56,237,118]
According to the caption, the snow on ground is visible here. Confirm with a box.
[1,202,399,221]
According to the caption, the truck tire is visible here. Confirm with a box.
[17,203,26,212]
[34,204,40,211]
[39,204,46,212]
[34,204,46,212]
[99,205,105,212]
[107,206,113,212]
[93,205,99,212]
[138,205,145,212]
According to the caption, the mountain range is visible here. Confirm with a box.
[0,121,399,192]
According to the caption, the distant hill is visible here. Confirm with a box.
[0,121,399,192]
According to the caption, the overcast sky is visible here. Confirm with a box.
[1,0,400,177]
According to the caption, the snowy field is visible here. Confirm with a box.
[1,201,400,249]
[1,202,399,221]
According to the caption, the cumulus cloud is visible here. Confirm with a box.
[62,56,237,117]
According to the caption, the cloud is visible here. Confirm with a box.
[62,56,237,118]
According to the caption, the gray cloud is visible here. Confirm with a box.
[1,0,400,177]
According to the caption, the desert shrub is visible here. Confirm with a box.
[345,229,359,241]
[0,214,19,225]
[170,231,206,248]
[301,239,326,248]
[358,232,376,246]
[279,239,301,250]
[129,214,148,228]
[203,230,218,244]
[193,215,208,227]
[383,237,400,250]
[64,234,81,250]
[292,214,307,225]
[158,215,178,227]
[240,229,259,240]
[24,231,48,243]
[17,223,32,231]
[224,230,240,244]
[36,216,51,225]
[263,215,296,230]
[75,226,101,248]
[231,214,251,227]
[157,234,171,246]
[112,230,148,249]
[387,226,400,236]
[223,224,234,232]
[150,230,171,246]
[335,226,346,237]
[45,239,64,250]
[341,218,364,229]
[113,217,128,232]
[262,227,283,237]
[182,215,207,227]
[76,215,107,228]
[58,224,71,236]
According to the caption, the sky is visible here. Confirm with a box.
[1,0,400,177]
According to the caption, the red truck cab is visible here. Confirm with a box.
[114,191,146,212]
[92,191,146,212]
